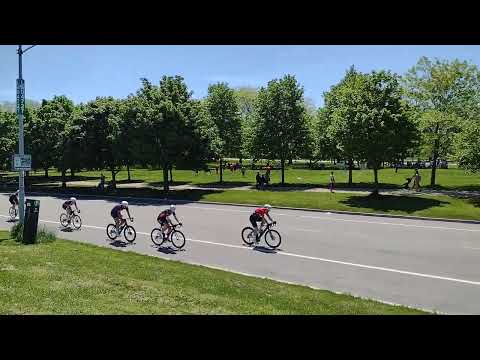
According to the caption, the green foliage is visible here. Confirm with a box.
[455,120,480,172]
[0,111,17,170]
[10,223,23,243]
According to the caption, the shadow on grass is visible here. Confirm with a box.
[340,194,450,214]
[425,184,480,192]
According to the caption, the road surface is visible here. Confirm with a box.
[1,193,480,314]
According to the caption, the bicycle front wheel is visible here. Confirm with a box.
[170,230,186,249]
[60,213,69,227]
[241,227,255,246]
[264,229,281,249]
[72,215,82,230]
[151,228,165,246]
[106,224,118,240]
[124,225,136,243]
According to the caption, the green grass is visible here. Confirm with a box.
[6,166,480,191]
[0,231,426,314]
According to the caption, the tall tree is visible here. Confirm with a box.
[310,107,337,165]
[454,120,480,172]
[206,82,242,183]
[402,57,480,186]
[0,111,17,170]
[250,75,310,184]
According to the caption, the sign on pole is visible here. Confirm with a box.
[13,154,31,171]
[16,79,25,115]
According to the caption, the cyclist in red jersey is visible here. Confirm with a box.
[249,204,276,240]
[157,204,182,239]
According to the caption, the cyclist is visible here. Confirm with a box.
[249,204,276,241]
[157,204,182,239]
[62,197,80,220]
[9,190,19,212]
[111,201,133,236]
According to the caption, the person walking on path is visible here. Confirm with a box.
[413,169,421,192]
[256,172,261,189]
[329,171,335,193]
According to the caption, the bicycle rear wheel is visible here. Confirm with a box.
[241,227,256,246]
[9,207,17,219]
[151,228,165,246]
[60,213,69,227]
[264,229,281,249]
[106,224,118,240]
[72,215,82,230]
[124,225,136,243]
[170,230,186,249]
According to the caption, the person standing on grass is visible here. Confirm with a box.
[329,171,335,193]
[413,169,421,192]
[241,166,246,177]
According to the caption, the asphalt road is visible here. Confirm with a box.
[1,192,480,314]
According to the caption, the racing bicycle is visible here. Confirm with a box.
[150,223,186,249]
[106,218,136,243]
[241,222,281,249]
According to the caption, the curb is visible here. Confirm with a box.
[3,189,479,225]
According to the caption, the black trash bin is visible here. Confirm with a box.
[23,199,40,244]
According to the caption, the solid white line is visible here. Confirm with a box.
[2,214,480,287]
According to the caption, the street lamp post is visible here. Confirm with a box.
[16,45,35,223]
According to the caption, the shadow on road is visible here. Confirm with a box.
[156,246,179,255]
[252,245,278,254]
[109,240,129,248]
[6,219,18,223]
[60,227,73,233]
[340,194,449,214]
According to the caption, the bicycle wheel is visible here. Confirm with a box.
[151,228,165,246]
[264,229,281,249]
[106,224,118,240]
[124,225,136,243]
[170,230,186,249]
[9,207,17,219]
[241,227,256,246]
[60,213,69,227]
[72,215,82,230]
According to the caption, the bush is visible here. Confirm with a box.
[10,223,23,243]
[9,224,56,244]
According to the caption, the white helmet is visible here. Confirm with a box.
[121,201,128,207]
[264,204,272,210]
[70,197,76,202]
[15,190,19,194]
[170,204,176,212]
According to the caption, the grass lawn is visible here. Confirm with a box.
[0,231,426,314]
[6,166,480,191]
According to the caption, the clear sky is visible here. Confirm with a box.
[1,45,480,107]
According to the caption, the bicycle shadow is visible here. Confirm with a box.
[109,240,129,248]
[6,218,18,223]
[252,245,278,254]
[60,227,73,233]
[156,246,178,255]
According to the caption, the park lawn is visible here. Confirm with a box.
[7,167,480,191]
[0,231,425,314]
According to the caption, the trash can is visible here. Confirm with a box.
[23,199,40,244]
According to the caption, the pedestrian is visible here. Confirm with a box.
[329,171,335,193]
[261,174,267,190]
[413,169,421,192]
[241,166,246,177]
[215,165,219,174]
[256,172,261,189]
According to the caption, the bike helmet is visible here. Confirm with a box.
[170,204,176,212]
[70,197,76,202]
[264,204,272,210]
[15,190,19,194]
[121,201,129,207]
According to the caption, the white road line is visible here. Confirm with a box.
[4,214,479,287]
[464,247,480,251]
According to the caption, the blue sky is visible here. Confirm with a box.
[1,45,480,107]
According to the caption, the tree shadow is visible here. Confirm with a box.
[340,194,449,214]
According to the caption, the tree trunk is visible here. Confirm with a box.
[110,166,117,189]
[281,158,285,185]
[288,158,293,165]
[348,159,353,186]
[163,165,169,192]
[372,167,379,196]
[71,169,75,179]
[219,158,223,184]
[430,137,440,187]
[169,164,173,183]
[44,168,49,178]
[127,164,131,182]
[61,169,67,189]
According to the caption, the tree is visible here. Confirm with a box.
[135,76,213,192]
[402,57,480,186]
[205,82,242,183]
[454,120,480,172]
[76,97,124,188]
[250,74,310,184]
[324,66,365,185]
[0,111,17,170]
[310,107,337,165]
